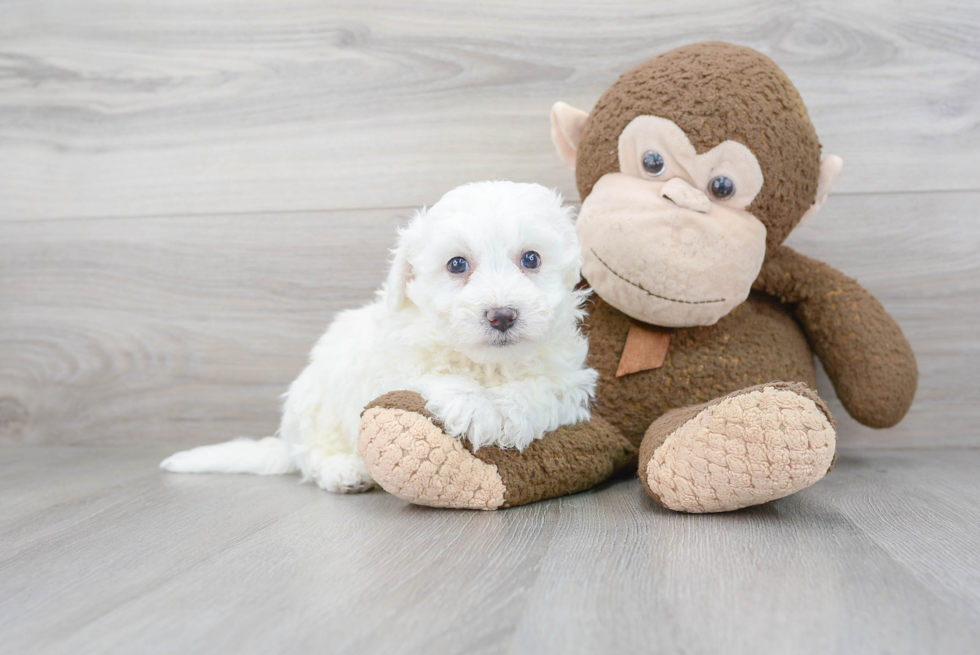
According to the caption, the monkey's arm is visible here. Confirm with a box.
[753,246,917,428]
[359,391,636,509]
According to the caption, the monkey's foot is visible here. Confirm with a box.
[359,391,637,510]
[638,382,837,513]
[358,392,506,510]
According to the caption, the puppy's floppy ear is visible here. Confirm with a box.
[551,197,584,290]
[384,211,422,313]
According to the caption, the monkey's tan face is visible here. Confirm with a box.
[577,116,768,328]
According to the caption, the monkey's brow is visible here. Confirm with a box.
[590,249,726,305]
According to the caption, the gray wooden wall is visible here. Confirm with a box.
[1,0,978,448]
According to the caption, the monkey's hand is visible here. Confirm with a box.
[753,245,917,428]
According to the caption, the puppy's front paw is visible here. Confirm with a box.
[424,385,502,450]
[489,391,538,451]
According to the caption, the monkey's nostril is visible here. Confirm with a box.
[487,307,519,332]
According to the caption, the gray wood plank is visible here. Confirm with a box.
[0,447,327,650]
[0,208,405,446]
[2,191,976,448]
[1,445,978,655]
[1,0,979,221]
[0,446,562,655]
[820,450,980,619]
[507,467,980,654]
[0,445,173,541]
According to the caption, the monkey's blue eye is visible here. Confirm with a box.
[447,257,469,274]
[642,151,665,176]
[520,251,541,269]
[709,176,735,199]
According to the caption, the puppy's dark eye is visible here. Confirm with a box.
[520,251,541,270]
[447,257,469,274]
[709,176,735,199]
[642,151,665,176]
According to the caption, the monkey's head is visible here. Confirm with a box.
[551,42,842,327]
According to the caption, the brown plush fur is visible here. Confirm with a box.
[362,390,434,421]
[754,247,918,427]
[585,293,819,446]
[575,41,821,253]
[469,415,636,508]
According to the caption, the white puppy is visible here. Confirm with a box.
[161,181,597,493]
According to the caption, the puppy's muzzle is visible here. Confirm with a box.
[486,307,519,332]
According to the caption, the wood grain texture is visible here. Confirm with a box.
[2,191,976,447]
[1,0,979,220]
[1,446,978,655]
[0,208,405,445]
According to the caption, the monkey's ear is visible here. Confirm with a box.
[797,155,843,227]
[550,102,589,171]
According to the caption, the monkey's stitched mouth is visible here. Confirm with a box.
[590,249,726,305]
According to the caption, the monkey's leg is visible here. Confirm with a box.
[638,381,837,513]
[358,391,636,510]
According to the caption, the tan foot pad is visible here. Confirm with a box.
[645,384,837,513]
[359,406,505,510]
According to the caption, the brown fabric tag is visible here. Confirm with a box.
[616,322,671,377]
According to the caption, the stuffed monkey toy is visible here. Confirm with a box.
[357,42,918,512]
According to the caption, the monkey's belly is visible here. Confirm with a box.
[586,293,818,446]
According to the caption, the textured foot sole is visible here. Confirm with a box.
[645,385,837,513]
[358,406,505,510]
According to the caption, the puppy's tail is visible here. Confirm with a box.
[160,437,298,476]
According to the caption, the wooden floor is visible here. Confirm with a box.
[2,446,979,655]
[2,1,980,653]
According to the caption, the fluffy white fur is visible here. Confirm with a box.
[161,181,597,493]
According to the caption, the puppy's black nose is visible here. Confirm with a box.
[487,307,519,332]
